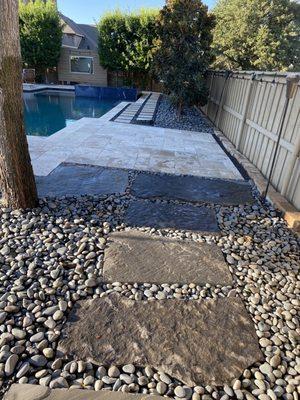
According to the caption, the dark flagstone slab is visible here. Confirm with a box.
[125,199,219,233]
[59,294,263,386]
[103,230,231,285]
[131,173,254,205]
[36,163,128,197]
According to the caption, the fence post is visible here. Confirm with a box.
[264,74,300,199]
[203,71,214,117]
[214,71,231,128]
[236,73,255,152]
[279,75,300,198]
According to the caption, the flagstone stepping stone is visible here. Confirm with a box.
[131,173,254,205]
[59,294,263,387]
[4,384,163,400]
[125,199,219,233]
[103,231,231,285]
[36,163,128,197]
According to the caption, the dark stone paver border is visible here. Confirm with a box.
[36,163,129,197]
[131,173,254,205]
[125,199,220,233]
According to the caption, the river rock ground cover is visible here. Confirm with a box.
[154,96,213,133]
[0,169,299,400]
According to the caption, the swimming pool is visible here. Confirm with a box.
[23,90,119,136]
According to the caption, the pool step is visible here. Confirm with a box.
[135,92,160,124]
[113,93,149,124]
[113,92,160,125]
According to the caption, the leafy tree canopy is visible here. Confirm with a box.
[152,0,215,111]
[19,0,62,80]
[212,0,300,71]
[97,9,159,73]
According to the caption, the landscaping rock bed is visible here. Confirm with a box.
[154,96,213,133]
[0,174,299,400]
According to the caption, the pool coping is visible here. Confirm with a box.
[23,83,75,93]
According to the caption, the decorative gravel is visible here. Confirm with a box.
[154,96,213,133]
[0,180,299,400]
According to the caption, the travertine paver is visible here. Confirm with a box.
[59,294,263,386]
[103,231,231,284]
[125,199,219,233]
[28,114,242,179]
[136,93,160,124]
[36,163,128,197]
[114,93,149,124]
[4,384,163,400]
[131,173,254,205]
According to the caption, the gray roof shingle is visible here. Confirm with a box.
[60,13,99,52]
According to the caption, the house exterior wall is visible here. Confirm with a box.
[57,47,107,86]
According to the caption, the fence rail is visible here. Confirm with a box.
[202,70,300,210]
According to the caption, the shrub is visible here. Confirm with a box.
[212,0,300,71]
[152,0,215,113]
[19,0,62,82]
[98,9,159,87]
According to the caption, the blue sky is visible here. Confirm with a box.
[57,0,216,24]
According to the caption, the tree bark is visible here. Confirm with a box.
[0,0,38,209]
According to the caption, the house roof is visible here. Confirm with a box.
[59,13,99,52]
[78,24,99,51]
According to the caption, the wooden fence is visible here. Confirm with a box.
[202,70,300,210]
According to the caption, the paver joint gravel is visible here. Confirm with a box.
[103,230,232,285]
[59,294,263,387]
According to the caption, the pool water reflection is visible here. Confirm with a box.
[23,90,119,136]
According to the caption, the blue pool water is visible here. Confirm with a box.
[23,90,119,136]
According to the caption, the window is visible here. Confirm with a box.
[63,33,82,48]
[70,56,94,74]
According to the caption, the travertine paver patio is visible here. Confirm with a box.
[27,102,242,180]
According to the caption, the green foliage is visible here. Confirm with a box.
[212,0,300,71]
[152,0,215,111]
[98,9,159,75]
[19,0,62,81]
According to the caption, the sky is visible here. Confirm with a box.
[57,0,216,25]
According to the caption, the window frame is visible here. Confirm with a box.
[69,56,94,75]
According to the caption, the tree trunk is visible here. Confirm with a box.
[0,0,38,209]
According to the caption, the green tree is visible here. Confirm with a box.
[212,0,300,71]
[152,0,215,113]
[19,0,62,81]
[97,9,159,87]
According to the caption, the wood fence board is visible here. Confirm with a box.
[203,71,300,210]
